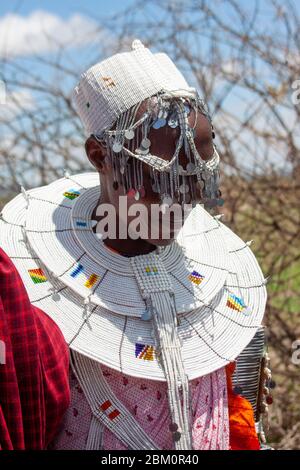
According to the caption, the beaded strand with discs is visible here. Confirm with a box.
[131,254,192,449]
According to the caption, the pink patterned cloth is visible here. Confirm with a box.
[50,362,229,450]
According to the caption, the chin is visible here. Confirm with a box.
[147,237,175,247]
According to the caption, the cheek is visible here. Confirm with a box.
[191,175,203,201]
[126,198,155,215]
[147,126,179,159]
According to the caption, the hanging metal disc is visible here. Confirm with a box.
[186,162,195,173]
[112,142,123,153]
[125,129,135,140]
[141,137,151,149]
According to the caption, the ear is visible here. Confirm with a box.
[85,136,107,173]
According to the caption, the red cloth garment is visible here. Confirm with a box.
[226,362,260,450]
[0,248,70,450]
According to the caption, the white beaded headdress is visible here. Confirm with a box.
[73,39,221,210]
[73,39,195,136]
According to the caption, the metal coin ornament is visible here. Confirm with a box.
[179,184,189,194]
[125,129,135,140]
[162,195,173,207]
[186,162,195,173]
[136,147,149,155]
[202,170,210,180]
[112,142,123,153]
[141,137,151,149]
[178,165,184,175]
[168,118,178,128]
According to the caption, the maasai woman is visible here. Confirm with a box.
[0,40,273,450]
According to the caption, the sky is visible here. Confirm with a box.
[0,0,133,19]
[0,1,132,60]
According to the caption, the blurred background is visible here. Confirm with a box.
[0,0,299,449]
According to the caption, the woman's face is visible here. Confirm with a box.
[86,98,215,246]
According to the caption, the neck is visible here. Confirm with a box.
[102,237,157,257]
[91,195,157,258]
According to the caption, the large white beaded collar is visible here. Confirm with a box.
[0,172,267,381]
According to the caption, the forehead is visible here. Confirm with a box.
[103,93,214,173]
[130,97,212,162]
[110,95,211,135]
[133,95,208,120]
